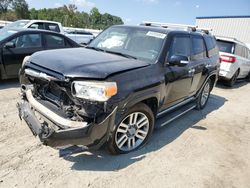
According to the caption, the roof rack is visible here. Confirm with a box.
[141,21,212,34]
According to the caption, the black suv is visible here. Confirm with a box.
[17,23,219,154]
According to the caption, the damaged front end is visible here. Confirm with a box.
[17,67,117,149]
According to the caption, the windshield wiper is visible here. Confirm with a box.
[86,46,104,52]
[86,47,137,60]
[105,50,137,59]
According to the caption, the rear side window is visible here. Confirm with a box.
[46,23,60,33]
[29,22,45,30]
[216,40,234,54]
[191,36,206,60]
[45,34,65,48]
[169,35,191,58]
[204,35,218,57]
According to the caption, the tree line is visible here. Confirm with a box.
[0,0,124,29]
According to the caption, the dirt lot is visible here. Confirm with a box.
[0,79,249,188]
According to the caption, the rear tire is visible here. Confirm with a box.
[224,70,239,87]
[196,79,211,110]
[107,103,155,155]
[246,71,250,82]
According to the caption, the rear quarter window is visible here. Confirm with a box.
[45,34,65,48]
[234,44,248,59]
[46,23,60,33]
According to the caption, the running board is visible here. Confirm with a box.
[157,97,195,118]
[155,102,196,128]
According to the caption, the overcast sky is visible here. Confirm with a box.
[26,0,250,25]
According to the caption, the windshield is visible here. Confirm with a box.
[5,20,29,29]
[89,26,166,63]
[216,40,235,54]
[0,29,17,41]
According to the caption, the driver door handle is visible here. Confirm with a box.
[188,68,195,74]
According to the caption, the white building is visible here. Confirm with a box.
[196,16,250,48]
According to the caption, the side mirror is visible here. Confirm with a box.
[4,42,16,49]
[168,55,189,66]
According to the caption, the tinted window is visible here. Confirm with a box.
[204,35,218,57]
[169,35,191,58]
[10,34,42,48]
[65,39,75,47]
[191,36,206,60]
[216,40,234,54]
[45,34,65,48]
[46,23,60,33]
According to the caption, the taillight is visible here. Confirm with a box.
[220,55,236,63]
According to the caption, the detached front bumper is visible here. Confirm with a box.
[17,89,117,149]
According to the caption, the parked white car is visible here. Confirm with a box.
[4,20,64,34]
[64,29,95,45]
[216,36,250,86]
[3,20,95,45]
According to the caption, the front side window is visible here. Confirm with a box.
[169,35,191,58]
[10,34,42,48]
[191,36,206,61]
[45,34,65,48]
[204,35,218,57]
[89,27,166,63]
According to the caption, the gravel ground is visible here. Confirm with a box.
[0,79,249,188]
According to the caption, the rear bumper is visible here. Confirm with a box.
[17,90,117,149]
[219,62,238,80]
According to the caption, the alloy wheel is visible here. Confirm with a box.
[115,112,150,152]
[201,82,210,106]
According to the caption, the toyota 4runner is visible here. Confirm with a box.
[17,22,220,154]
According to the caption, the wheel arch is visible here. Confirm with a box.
[209,74,217,91]
[141,97,158,117]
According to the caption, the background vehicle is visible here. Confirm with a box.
[64,29,95,45]
[4,20,96,45]
[4,20,64,33]
[18,23,219,155]
[0,28,80,80]
[216,36,250,86]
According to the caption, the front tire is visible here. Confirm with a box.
[107,103,154,154]
[196,79,212,110]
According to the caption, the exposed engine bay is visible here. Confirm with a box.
[23,76,109,125]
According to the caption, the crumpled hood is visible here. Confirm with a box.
[28,48,150,79]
